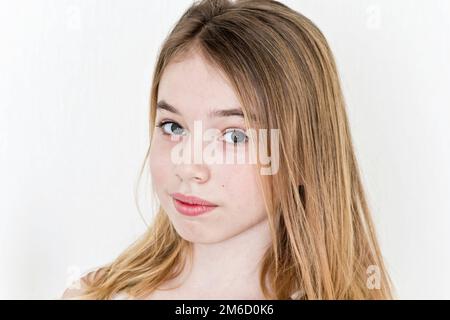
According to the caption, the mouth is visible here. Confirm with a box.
[170,192,218,217]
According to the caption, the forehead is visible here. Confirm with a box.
[157,53,241,115]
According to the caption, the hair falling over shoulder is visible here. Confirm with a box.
[76,0,395,300]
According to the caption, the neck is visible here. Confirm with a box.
[166,217,273,299]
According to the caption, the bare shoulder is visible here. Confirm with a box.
[60,276,89,300]
[60,268,107,300]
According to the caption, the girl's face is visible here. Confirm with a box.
[149,52,268,244]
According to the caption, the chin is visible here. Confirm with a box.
[172,223,226,244]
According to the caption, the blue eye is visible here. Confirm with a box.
[156,121,186,136]
[223,129,248,144]
[156,121,247,145]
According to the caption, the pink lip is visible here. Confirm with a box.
[170,193,218,206]
[170,192,218,217]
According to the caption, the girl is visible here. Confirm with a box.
[62,0,394,300]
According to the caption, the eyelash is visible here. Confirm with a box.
[155,120,249,144]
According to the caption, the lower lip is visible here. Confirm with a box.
[172,198,218,216]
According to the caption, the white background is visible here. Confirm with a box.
[1,0,449,299]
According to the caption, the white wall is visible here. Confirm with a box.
[1,0,449,299]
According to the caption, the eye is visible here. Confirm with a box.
[222,129,248,144]
[156,120,186,137]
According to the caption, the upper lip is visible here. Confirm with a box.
[170,192,218,206]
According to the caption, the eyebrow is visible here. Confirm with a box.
[156,100,255,120]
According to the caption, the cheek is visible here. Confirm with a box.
[149,140,173,191]
[216,164,266,218]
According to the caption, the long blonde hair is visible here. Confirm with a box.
[76,0,394,299]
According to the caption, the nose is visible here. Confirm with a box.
[172,134,210,184]
[174,164,209,183]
